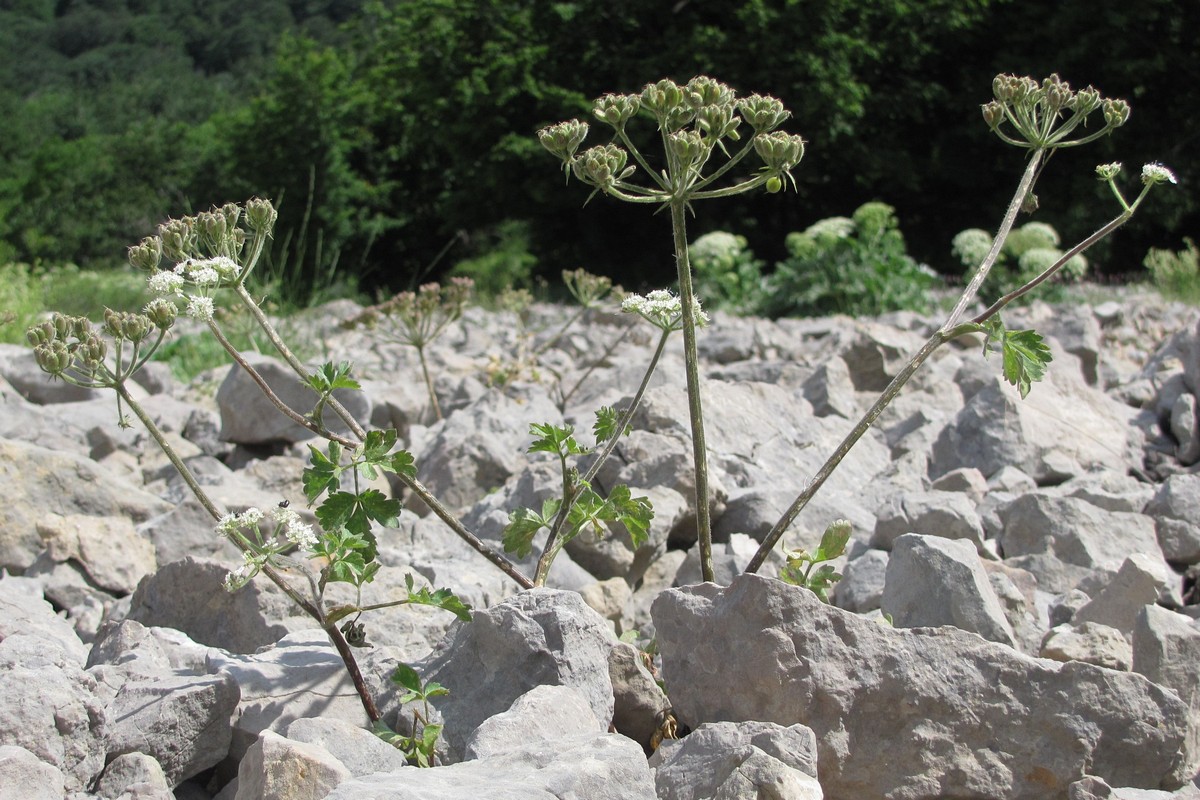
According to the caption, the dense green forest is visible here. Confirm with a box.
[1,0,1194,301]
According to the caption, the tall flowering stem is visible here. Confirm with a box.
[540,77,804,582]
[747,75,1172,573]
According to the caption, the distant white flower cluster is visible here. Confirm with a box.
[621,289,709,331]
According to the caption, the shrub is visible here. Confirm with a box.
[764,201,938,318]
[689,231,764,313]
[952,220,1087,299]
[1145,238,1200,304]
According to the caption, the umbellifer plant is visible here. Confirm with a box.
[540,73,1175,583]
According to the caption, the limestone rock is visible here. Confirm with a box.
[1040,622,1133,671]
[104,673,239,785]
[0,745,66,800]
[653,573,1195,799]
[465,684,602,761]
[234,730,351,800]
[650,720,823,800]
[395,589,618,762]
[882,533,1016,646]
[323,732,656,800]
[215,353,371,444]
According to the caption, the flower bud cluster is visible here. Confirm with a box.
[540,75,802,197]
[621,289,709,332]
[562,268,615,308]
[353,277,475,349]
[983,73,1129,150]
[132,199,275,323]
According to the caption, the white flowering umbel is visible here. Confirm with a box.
[216,504,318,592]
[1096,160,1179,216]
[622,289,709,332]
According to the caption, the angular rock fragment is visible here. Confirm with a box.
[653,573,1195,799]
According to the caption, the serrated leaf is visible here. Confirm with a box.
[358,489,401,529]
[305,361,361,394]
[388,450,417,479]
[390,662,422,693]
[303,442,342,502]
[501,504,554,558]
[527,422,586,457]
[593,406,630,444]
[607,484,654,550]
[316,491,360,530]
[360,428,398,463]
[1002,329,1052,399]
[404,573,472,622]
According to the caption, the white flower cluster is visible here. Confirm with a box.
[1095,162,1122,180]
[1141,162,1177,186]
[147,256,240,322]
[215,505,318,552]
[223,551,264,592]
[271,505,318,551]
[621,289,709,331]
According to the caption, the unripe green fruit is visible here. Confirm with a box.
[766,176,783,194]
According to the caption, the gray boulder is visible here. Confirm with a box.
[234,729,351,800]
[285,718,410,777]
[0,641,106,792]
[126,557,300,653]
[104,673,239,786]
[870,489,986,551]
[649,720,823,800]
[215,353,371,444]
[0,745,66,800]
[465,684,602,760]
[395,589,617,762]
[931,372,1141,483]
[1145,474,1200,565]
[833,548,888,613]
[997,494,1166,577]
[1040,622,1133,671]
[95,752,171,798]
[1133,606,1200,769]
[1072,554,1170,637]
[1,438,170,571]
[653,573,1195,799]
[882,533,1016,646]
[323,732,656,800]
[35,512,157,595]
[206,630,370,761]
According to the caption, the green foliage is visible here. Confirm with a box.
[981,316,1054,398]
[952,221,1088,300]
[1145,238,1200,305]
[449,221,539,300]
[764,202,938,318]
[379,663,450,767]
[689,232,765,313]
[780,519,851,602]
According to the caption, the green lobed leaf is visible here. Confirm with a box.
[305,360,361,394]
[390,662,422,693]
[593,406,630,445]
[1002,328,1052,399]
[303,441,342,502]
[404,573,472,621]
[527,421,587,458]
[501,501,557,558]
[607,484,654,549]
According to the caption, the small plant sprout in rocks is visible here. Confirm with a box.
[541,76,804,581]
[743,74,1176,574]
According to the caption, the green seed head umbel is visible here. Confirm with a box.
[983,72,1129,150]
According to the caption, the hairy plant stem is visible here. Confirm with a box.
[415,344,442,421]
[113,380,382,722]
[533,326,673,586]
[234,284,367,440]
[671,200,714,582]
[747,150,1045,573]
